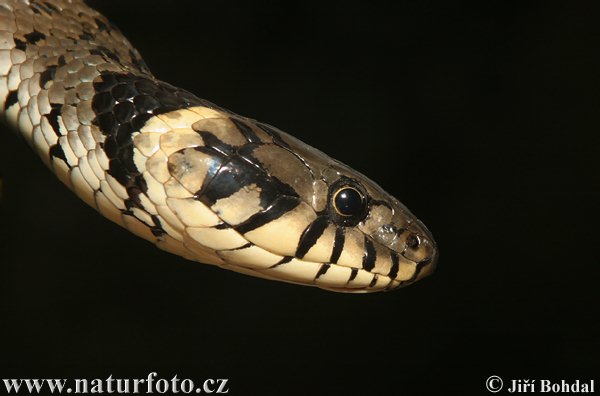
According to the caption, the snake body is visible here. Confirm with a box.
[0,0,437,292]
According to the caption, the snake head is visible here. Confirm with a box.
[255,127,439,292]
[135,105,436,292]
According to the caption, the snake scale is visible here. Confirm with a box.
[0,0,437,292]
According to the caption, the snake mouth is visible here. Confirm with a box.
[220,261,397,293]
[216,250,436,293]
[209,218,438,293]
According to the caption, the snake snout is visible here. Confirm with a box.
[404,220,438,280]
[412,236,438,282]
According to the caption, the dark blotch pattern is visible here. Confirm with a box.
[330,227,345,264]
[94,17,108,32]
[194,133,301,219]
[401,258,432,285]
[39,65,57,88]
[270,256,293,269]
[315,264,330,279]
[198,155,282,209]
[237,144,299,198]
[14,38,26,51]
[362,236,377,271]
[49,143,68,166]
[231,117,262,143]
[197,131,235,157]
[149,215,166,237]
[90,46,119,63]
[4,90,18,110]
[389,252,400,278]
[90,71,212,227]
[24,30,46,45]
[91,72,209,184]
[235,196,300,235]
[30,1,59,14]
[45,103,63,136]
[368,276,378,288]
[296,216,329,259]
[78,32,94,41]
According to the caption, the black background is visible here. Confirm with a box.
[1,1,599,395]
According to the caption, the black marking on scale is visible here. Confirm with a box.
[362,236,377,271]
[78,32,94,41]
[13,38,26,51]
[39,65,57,88]
[43,2,61,13]
[315,264,330,279]
[108,156,131,186]
[29,4,42,14]
[230,243,253,251]
[45,103,63,136]
[230,118,262,143]
[24,30,46,45]
[91,91,115,114]
[197,155,291,210]
[348,268,358,282]
[113,101,135,124]
[235,196,300,235]
[134,94,161,114]
[49,144,69,166]
[269,256,293,269]
[329,228,345,264]
[389,251,400,279]
[197,131,235,157]
[409,258,432,283]
[369,275,378,288]
[4,91,18,110]
[30,1,59,15]
[149,215,166,237]
[119,145,140,183]
[94,18,108,32]
[296,216,329,259]
[90,46,119,63]
[236,144,301,199]
[197,157,258,207]
[29,2,52,15]
[124,188,142,210]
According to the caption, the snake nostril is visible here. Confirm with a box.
[406,234,420,249]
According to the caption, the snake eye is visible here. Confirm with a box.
[328,178,369,226]
[333,187,366,217]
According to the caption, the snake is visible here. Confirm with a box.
[0,0,437,293]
